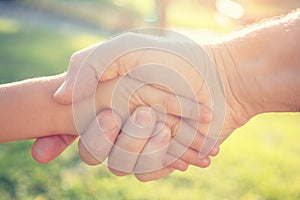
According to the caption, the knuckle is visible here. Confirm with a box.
[97,109,114,118]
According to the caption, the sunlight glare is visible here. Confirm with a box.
[216,0,244,19]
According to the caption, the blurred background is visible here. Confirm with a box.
[0,0,299,199]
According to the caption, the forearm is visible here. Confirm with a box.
[0,73,126,143]
[210,10,300,118]
[0,74,74,142]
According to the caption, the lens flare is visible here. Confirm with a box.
[216,0,244,19]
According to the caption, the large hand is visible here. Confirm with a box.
[33,30,254,180]
[72,32,259,146]
[79,106,218,182]
[31,30,211,164]
[32,31,216,167]
[71,73,218,174]
[52,31,251,148]
[32,71,219,181]
[32,106,218,182]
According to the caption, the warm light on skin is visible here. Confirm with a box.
[216,0,244,19]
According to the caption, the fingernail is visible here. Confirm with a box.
[210,146,220,156]
[201,157,210,167]
[134,108,152,128]
[178,163,188,171]
[199,137,216,158]
[99,115,117,133]
[54,81,67,97]
[199,150,209,159]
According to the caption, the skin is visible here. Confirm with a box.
[0,74,218,181]
[207,10,300,143]
[0,75,72,141]
[31,10,300,182]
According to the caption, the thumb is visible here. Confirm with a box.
[53,34,135,105]
[53,32,166,105]
[53,44,98,105]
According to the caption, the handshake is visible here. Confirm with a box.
[2,12,299,182]
[31,30,244,181]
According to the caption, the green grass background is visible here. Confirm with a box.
[0,14,299,200]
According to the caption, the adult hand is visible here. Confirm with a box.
[34,9,300,164]
[32,10,300,182]
[31,30,246,170]
[54,32,212,122]
[32,71,219,181]
[52,31,253,148]
[32,106,219,182]
[32,31,216,167]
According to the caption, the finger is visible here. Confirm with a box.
[164,154,189,172]
[134,122,171,173]
[158,114,219,158]
[134,84,212,123]
[135,167,176,182]
[54,44,98,105]
[135,167,175,182]
[172,119,219,156]
[54,32,198,105]
[53,34,137,104]
[106,75,212,123]
[134,125,186,182]
[142,113,217,167]
[184,119,220,158]
[108,106,156,176]
[209,145,220,156]
[168,140,211,168]
[78,140,99,165]
[78,109,121,165]
[134,122,177,183]
[31,134,77,164]
[157,115,212,168]
[133,124,195,172]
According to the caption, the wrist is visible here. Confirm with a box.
[204,43,257,125]
[43,74,76,135]
[206,36,299,123]
[221,13,300,114]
